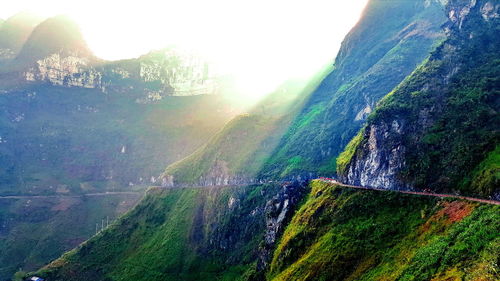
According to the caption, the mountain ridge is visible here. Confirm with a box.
[338,0,500,199]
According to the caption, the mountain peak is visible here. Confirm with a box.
[0,11,43,53]
[16,15,94,62]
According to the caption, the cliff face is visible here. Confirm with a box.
[19,48,217,100]
[339,0,499,197]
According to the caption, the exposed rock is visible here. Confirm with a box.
[344,121,409,189]
[354,104,372,121]
[24,53,102,88]
[257,181,309,270]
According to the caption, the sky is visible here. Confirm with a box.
[2,0,369,101]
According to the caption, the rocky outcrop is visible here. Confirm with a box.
[24,53,102,89]
[0,16,217,99]
[344,121,409,189]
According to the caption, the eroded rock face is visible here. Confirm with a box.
[344,121,408,189]
[257,181,309,270]
[14,48,218,100]
[24,53,102,89]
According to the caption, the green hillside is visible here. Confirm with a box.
[30,181,499,281]
[269,181,499,281]
[32,183,285,281]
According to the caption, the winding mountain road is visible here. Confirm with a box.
[316,178,500,205]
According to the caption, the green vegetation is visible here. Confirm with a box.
[164,113,289,185]
[469,146,500,197]
[268,181,499,281]
[0,193,142,280]
[33,184,283,281]
[33,181,500,281]
[336,128,365,175]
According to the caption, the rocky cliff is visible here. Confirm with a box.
[339,0,499,198]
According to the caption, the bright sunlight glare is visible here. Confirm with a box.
[2,0,369,101]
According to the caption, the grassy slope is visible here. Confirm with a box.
[33,184,283,281]
[269,181,499,281]
[31,182,499,281]
[163,75,330,185]
[0,193,142,280]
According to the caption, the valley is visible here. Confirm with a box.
[1,0,499,280]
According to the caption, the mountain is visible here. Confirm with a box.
[0,12,43,60]
[259,0,448,180]
[22,0,500,280]
[338,0,500,199]
[0,16,233,197]
[16,15,93,63]
[161,0,447,186]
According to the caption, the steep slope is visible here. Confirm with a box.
[29,181,499,281]
[259,0,447,179]
[161,0,448,185]
[268,181,499,281]
[0,193,142,280]
[0,12,42,60]
[338,0,500,198]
